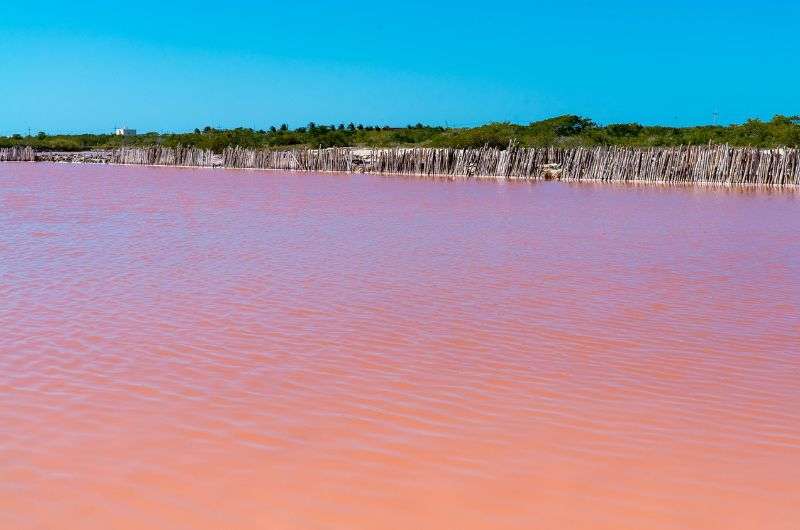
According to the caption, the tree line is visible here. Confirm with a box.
[2,115,799,152]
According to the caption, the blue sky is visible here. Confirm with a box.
[1,0,798,134]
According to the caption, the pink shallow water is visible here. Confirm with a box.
[1,163,799,530]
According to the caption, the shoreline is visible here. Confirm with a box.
[2,145,800,187]
[7,161,796,191]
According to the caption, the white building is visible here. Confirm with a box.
[115,128,137,136]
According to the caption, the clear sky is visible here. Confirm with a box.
[1,0,798,134]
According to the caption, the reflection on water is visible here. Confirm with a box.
[1,163,799,530]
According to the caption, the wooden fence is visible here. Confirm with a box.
[222,144,800,186]
[2,144,799,186]
[111,146,218,166]
[0,146,35,162]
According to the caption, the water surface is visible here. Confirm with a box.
[1,163,799,530]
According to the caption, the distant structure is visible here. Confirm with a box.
[115,127,137,136]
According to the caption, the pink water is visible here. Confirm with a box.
[1,163,799,530]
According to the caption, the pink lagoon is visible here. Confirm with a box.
[1,162,799,530]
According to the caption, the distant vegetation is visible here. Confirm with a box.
[2,115,800,152]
